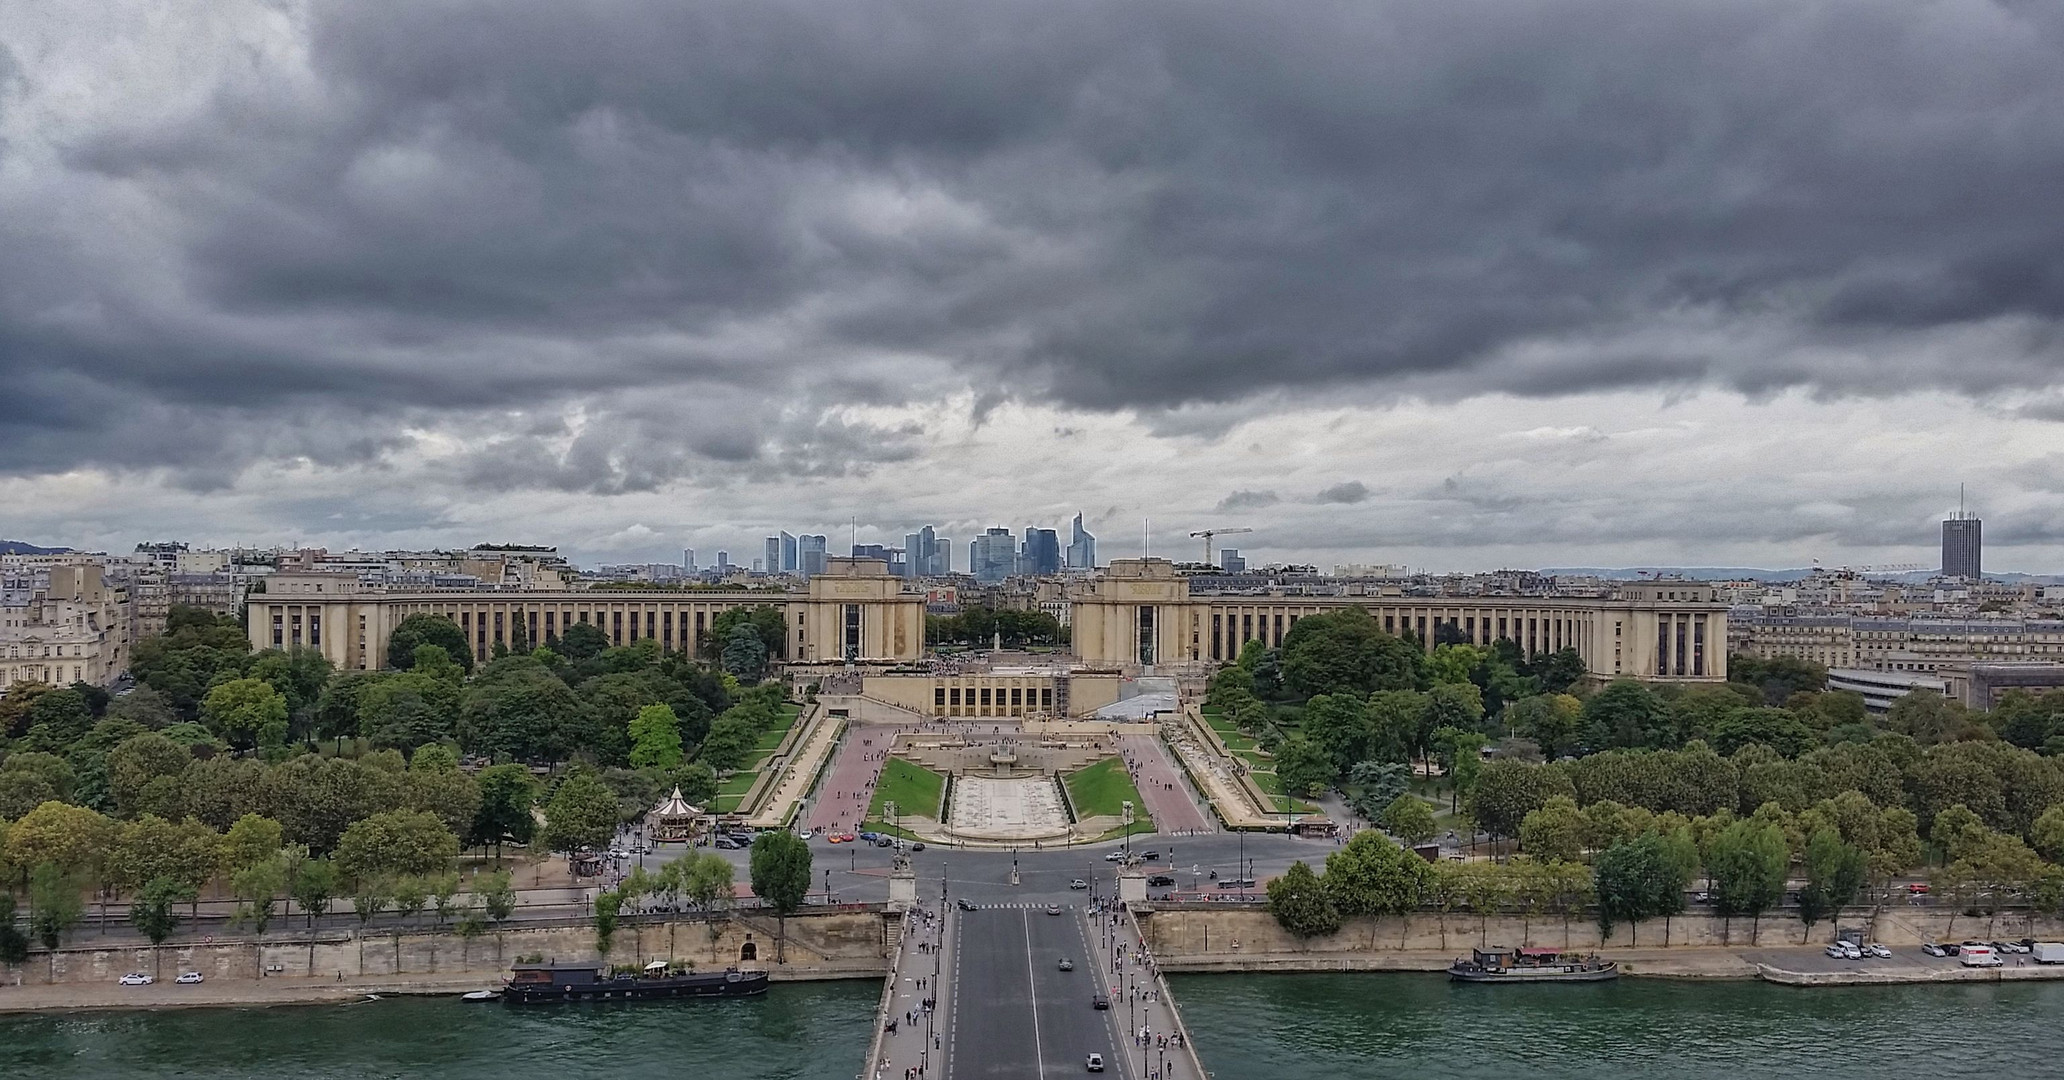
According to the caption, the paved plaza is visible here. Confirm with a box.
[947,775,1072,841]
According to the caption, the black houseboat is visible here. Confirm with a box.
[501,961,770,1003]
[1447,946,1618,982]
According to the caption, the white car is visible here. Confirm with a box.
[1824,944,1847,959]
[1867,944,1892,959]
[118,972,153,986]
[175,971,205,984]
[1086,1053,1105,1072]
[1103,852,1126,862]
[1841,942,1864,960]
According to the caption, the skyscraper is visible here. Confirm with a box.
[972,528,1017,582]
[780,532,798,573]
[1943,514,1982,580]
[1020,527,1061,576]
[682,547,696,572]
[715,550,730,571]
[763,536,781,574]
[1067,512,1098,570]
[1219,548,1246,573]
[798,534,828,576]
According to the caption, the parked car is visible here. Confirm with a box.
[1840,942,1864,960]
[1961,944,2002,968]
[1086,1053,1105,1072]
[118,973,153,986]
[1069,879,1089,890]
[1147,875,1176,888]
[713,836,740,850]
[1824,944,1848,959]
[175,971,204,984]
[1922,942,1948,957]
[1867,944,1892,959]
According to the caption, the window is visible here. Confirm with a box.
[1011,687,1023,708]
[950,688,961,706]
[1041,687,1053,709]
[309,614,321,647]
[935,687,947,707]
[980,688,992,706]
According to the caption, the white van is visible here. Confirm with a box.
[1960,944,2001,967]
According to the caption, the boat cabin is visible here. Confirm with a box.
[509,962,606,987]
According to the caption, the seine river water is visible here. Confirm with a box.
[6,973,2063,1079]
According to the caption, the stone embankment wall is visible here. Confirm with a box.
[16,910,892,986]
[1137,905,2064,966]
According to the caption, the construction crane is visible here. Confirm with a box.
[1189,527,1253,565]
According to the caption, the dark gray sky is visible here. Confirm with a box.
[5,0,2064,570]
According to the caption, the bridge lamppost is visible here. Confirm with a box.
[1121,800,1135,866]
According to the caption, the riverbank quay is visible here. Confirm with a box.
[863,905,949,1080]
[0,907,894,1011]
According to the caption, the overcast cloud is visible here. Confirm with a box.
[4,0,2064,570]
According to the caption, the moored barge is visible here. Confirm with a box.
[501,961,770,1003]
[1448,946,1619,982]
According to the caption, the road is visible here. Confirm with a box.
[950,904,1121,1080]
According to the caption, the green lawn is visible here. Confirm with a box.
[1064,757,1156,830]
[868,758,946,821]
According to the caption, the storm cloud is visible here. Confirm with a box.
[4,0,2064,565]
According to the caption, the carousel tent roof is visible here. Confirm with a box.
[651,786,703,820]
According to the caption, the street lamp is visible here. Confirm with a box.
[1122,800,1135,866]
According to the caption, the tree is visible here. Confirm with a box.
[357,671,460,752]
[628,704,685,770]
[0,894,29,966]
[1346,760,1412,821]
[541,772,621,855]
[352,877,393,973]
[21,689,94,753]
[291,856,337,927]
[1266,861,1341,939]
[707,606,787,661]
[1886,690,1970,745]
[721,624,770,683]
[129,876,196,978]
[1300,693,1372,775]
[334,810,460,882]
[684,852,735,913]
[386,614,474,674]
[2030,805,2064,864]
[29,861,84,953]
[1273,736,1336,798]
[1467,760,1576,842]
[1378,795,1439,846]
[697,710,762,773]
[479,869,517,930]
[1930,803,1991,863]
[1582,681,1670,750]
[200,678,290,750]
[1706,819,1789,944]
[1519,796,1587,862]
[470,764,541,857]
[1507,694,1584,760]
[1277,609,1423,699]
[749,831,812,918]
[1321,831,1431,917]
[231,856,288,935]
[1592,834,1682,944]
[458,658,584,762]
[104,733,192,819]
[7,800,112,880]
[1797,827,1868,933]
[224,813,286,874]
[1709,707,1817,759]
[593,886,625,955]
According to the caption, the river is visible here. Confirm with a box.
[1170,972,2062,1078]
[5,973,2059,1078]
[0,981,876,1079]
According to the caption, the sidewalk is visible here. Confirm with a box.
[866,903,950,1080]
[1090,903,1202,1080]
[748,710,845,828]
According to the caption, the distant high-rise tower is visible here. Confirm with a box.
[763,536,781,574]
[1943,490,1982,580]
[780,532,798,573]
[1020,527,1061,576]
[797,534,828,576]
[972,528,1017,582]
[1066,512,1098,570]
[1219,548,1246,573]
[682,548,696,572]
[715,550,730,571]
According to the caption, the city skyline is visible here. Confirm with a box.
[7,4,2064,574]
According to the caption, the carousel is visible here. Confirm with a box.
[648,786,706,843]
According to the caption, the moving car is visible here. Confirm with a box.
[874,836,894,847]
[1147,875,1176,888]
[1104,852,1126,862]
[1069,879,1089,890]
[911,842,927,852]
[714,836,741,850]
[956,897,978,911]
[858,831,880,842]
[118,973,153,986]
[175,971,204,984]
[1046,904,1064,915]
[1091,993,1110,1010]
[1086,1053,1105,1072]
[1141,851,1160,861]
[1058,958,1074,971]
